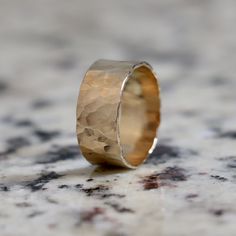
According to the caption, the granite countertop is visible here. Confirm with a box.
[0,1,236,236]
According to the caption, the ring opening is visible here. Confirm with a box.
[119,65,160,167]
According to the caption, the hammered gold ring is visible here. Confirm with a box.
[76,59,161,168]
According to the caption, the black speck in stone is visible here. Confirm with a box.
[155,144,180,157]
[147,144,197,164]
[36,145,80,164]
[55,56,77,70]
[147,144,180,164]
[228,162,236,169]
[15,202,32,208]
[0,185,9,191]
[28,211,44,218]
[186,193,198,199]
[31,99,51,109]
[26,171,63,191]
[15,119,35,128]
[218,156,236,169]
[7,137,31,149]
[181,109,198,117]
[86,178,94,182]
[58,184,69,189]
[2,137,31,155]
[104,202,134,213]
[210,209,225,217]
[75,184,83,189]
[158,166,187,181]
[34,129,60,142]
[79,185,109,197]
[227,156,236,169]
[210,76,227,86]
[100,193,125,199]
[0,81,8,93]
[211,175,228,182]
[218,131,236,139]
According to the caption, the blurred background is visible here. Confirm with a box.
[0,0,235,128]
[1,0,236,150]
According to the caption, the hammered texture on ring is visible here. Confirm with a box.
[76,59,161,168]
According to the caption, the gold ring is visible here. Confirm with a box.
[76,59,161,168]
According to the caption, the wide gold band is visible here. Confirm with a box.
[76,59,161,168]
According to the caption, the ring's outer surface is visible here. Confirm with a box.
[76,59,161,168]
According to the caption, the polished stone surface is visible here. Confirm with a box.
[0,1,236,236]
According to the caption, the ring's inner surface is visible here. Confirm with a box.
[119,65,160,167]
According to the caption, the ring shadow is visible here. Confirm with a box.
[60,163,131,179]
[1,159,132,186]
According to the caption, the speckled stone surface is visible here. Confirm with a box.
[0,1,236,236]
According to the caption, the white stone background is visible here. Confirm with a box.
[0,1,236,236]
